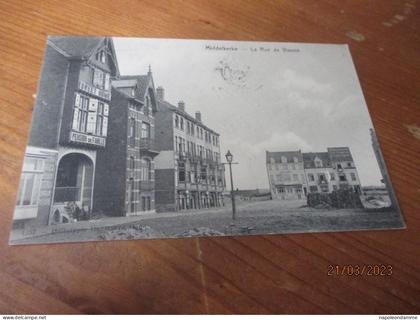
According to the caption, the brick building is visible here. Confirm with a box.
[266,147,361,201]
[154,87,225,212]
[13,36,119,228]
[93,70,159,215]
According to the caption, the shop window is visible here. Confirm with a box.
[309,186,318,193]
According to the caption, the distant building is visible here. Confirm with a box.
[266,147,361,201]
[236,189,271,201]
[13,36,119,228]
[370,128,399,209]
[93,69,159,216]
[154,87,225,212]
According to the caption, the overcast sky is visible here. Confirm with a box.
[113,37,383,189]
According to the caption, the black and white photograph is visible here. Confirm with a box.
[9,36,405,245]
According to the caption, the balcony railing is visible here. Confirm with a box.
[139,180,155,190]
[139,138,155,150]
[54,187,80,203]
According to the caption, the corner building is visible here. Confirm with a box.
[266,147,362,201]
[154,87,225,212]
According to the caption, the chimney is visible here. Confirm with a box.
[195,111,202,122]
[178,101,185,112]
[156,86,164,101]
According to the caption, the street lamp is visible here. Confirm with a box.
[225,150,236,220]
[195,166,201,210]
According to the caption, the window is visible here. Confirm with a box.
[175,115,179,128]
[293,157,298,163]
[281,156,287,163]
[141,122,150,138]
[339,174,347,182]
[129,118,136,138]
[314,157,323,168]
[180,117,184,130]
[277,187,285,193]
[351,173,357,181]
[129,156,135,171]
[191,124,195,135]
[347,162,352,167]
[141,158,152,181]
[16,158,43,207]
[308,173,315,181]
[141,196,151,211]
[129,178,135,213]
[96,102,104,136]
[178,162,185,182]
[93,68,105,89]
[337,164,342,170]
[318,174,326,182]
[96,50,106,63]
[200,167,207,182]
[72,94,89,132]
[131,88,135,96]
[330,172,335,181]
[145,95,152,116]
[309,186,318,193]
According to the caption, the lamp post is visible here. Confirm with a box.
[225,150,236,220]
[196,167,201,210]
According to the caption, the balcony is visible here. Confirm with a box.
[140,138,159,155]
[139,180,155,191]
[54,187,81,203]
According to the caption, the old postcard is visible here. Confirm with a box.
[9,36,405,245]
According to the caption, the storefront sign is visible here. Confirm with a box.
[70,131,105,147]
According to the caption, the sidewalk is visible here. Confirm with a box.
[9,206,229,242]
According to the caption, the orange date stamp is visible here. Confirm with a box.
[327,264,393,276]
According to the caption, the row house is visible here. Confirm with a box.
[13,36,119,228]
[154,87,225,212]
[266,147,361,201]
[93,70,159,215]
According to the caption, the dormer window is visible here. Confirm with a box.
[314,156,323,168]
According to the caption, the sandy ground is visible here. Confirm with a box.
[10,199,405,245]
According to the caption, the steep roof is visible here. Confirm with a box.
[266,151,303,163]
[47,36,120,76]
[111,86,142,104]
[303,152,331,168]
[157,100,219,136]
[114,75,152,103]
[48,36,105,59]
